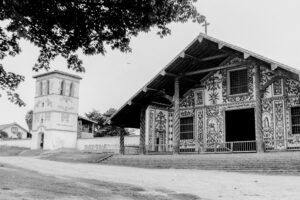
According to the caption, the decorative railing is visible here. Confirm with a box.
[145,144,173,154]
[264,138,300,151]
[199,140,257,153]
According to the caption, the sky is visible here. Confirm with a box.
[1,0,300,129]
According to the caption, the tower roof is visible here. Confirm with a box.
[33,70,82,80]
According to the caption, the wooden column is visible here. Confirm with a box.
[254,65,265,153]
[119,127,125,155]
[173,77,180,153]
[139,106,146,154]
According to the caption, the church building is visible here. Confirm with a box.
[109,33,300,154]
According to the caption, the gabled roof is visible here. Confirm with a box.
[78,115,97,124]
[0,122,29,133]
[108,33,300,128]
[33,70,82,80]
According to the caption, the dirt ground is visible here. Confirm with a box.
[1,156,300,200]
[0,163,197,200]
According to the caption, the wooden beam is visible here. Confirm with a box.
[184,61,251,76]
[179,52,185,58]
[218,43,225,49]
[260,76,282,92]
[184,53,228,63]
[271,63,278,70]
[244,53,250,59]
[160,70,166,76]
[198,36,203,43]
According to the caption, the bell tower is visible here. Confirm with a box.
[31,70,81,150]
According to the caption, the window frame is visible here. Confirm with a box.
[228,67,249,96]
[180,116,194,140]
[291,107,300,135]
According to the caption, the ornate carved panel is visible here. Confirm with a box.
[197,109,204,144]
[273,79,283,96]
[148,109,155,146]
[180,109,194,118]
[194,90,204,106]
[180,90,195,108]
[274,100,285,149]
[206,106,223,145]
[286,79,300,95]
[155,110,168,146]
[168,112,173,145]
[262,99,275,149]
[204,71,222,105]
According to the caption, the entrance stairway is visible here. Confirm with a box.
[101,151,300,174]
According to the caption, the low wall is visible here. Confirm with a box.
[0,139,32,149]
[76,135,140,153]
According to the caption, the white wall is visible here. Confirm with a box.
[0,139,32,148]
[76,136,139,153]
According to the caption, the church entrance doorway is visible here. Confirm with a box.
[39,133,44,149]
[225,108,256,151]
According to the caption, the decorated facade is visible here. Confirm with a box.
[109,33,300,154]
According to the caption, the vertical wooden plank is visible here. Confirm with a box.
[173,78,180,153]
[254,65,265,153]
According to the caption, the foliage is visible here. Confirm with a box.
[0,0,204,106]
[0,130,8,139]
[85,108,128,137]
[25,109,33,131]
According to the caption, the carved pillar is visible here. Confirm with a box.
[119,127,125,155]
[139,106,146,154]
[283,77,288,149]
[254,65,265,153]
[173,77,180,153]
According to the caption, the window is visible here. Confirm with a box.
[180,117,194,140]
[291,107,300,134]
[39,81,43,96]
[229,69,248,95]
[46,80,50,95]
[60,80,65,95]
[69,82,74,97]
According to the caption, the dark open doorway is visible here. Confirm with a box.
[225,108,256,142]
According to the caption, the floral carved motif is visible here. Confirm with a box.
[273,79,282,96]
[180,90,195,108]
[197,109,204,144]
[274,100,285,149]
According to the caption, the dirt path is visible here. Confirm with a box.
[0,156,299,200]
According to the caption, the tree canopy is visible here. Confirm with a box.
[1,0,204,106]
[86,108,129,137]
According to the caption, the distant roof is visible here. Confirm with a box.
[78,115,97,124]
[0,122,29,133]
[33,70,82,80]
[108,33,300,128]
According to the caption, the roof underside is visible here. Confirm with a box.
[109,33,300,128]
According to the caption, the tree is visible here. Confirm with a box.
[85,108,129,137]
[25,110,33,132]
[0,130,8,139]
[0,0,204,106]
